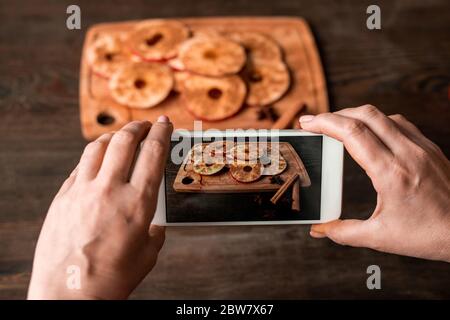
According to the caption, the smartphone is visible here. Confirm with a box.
[153,129,343,225]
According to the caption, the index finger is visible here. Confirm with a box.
[130,116,173,203]
[299,113,393,177]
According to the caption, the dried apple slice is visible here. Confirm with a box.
[242,60,290,106]
[179,37,246,77]
[87,33,131,78]
[203,140,235,164]
[261,154,287,175]
[225,31,282,61]
[127,19,189,61]
[193,161,225,176]
[228,143,271,162]
[182,74,246,121]
[109,62,173,108]
[230,161,263,183]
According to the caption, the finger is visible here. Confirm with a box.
[335,105,419,155]
[130,116,173,198]
[311,219,377,248]
[77,133,113,181]
[98,121,151,182]
[149,224,166,253]
[299,113,392,176]
[335,105,410,152]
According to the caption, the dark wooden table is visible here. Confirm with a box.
[0,0,449,299]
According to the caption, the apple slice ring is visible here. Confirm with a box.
[228,143,271,162]
[183,143,206,164]
[127,20,190,61]
[261,154,287,175]
[87,33,131,78]
[230,162,263,183]
[179,37,246,77]
[203,140,235,164]
[182,74,246,121]
[225,31,282,62]
[242,60,290,106]
[193,160,225,176]
[109,62,174,108]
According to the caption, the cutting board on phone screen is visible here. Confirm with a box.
[80,17,329,140]
[173,142,311,193]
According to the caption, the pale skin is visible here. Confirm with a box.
[28,106,450,299]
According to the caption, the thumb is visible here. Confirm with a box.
[310,219,374,248]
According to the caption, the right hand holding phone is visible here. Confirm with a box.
[299,105,450,262]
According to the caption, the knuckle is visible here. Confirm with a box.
[359,104,380,119]
[389,113,406,123]
[360,104,378,114]
[314,112,333,126]
[344,119,366,137]
[315,112,331,121]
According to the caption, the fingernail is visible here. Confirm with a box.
[310,230,326,238]
[157,115,169,123]
[299,115,315,123]
[311,224,326,234]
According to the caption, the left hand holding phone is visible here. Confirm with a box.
[28,116,173,299]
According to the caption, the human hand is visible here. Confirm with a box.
[299,105,450,262]
[28,116,173,299]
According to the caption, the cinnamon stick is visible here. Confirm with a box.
[270,173,299,204]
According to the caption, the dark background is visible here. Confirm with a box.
[0,0,449,299]
[165,136,322,222]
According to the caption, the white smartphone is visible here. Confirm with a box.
[153,129,343,226]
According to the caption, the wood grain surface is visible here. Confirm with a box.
[0,0,449,299]
[80,17,328,140]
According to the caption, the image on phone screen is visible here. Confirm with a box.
[164,131,324,224]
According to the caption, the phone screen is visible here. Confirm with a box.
[164,133,323,223]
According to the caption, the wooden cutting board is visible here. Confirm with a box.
[173,142,311,193]
[80,17,329,140]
